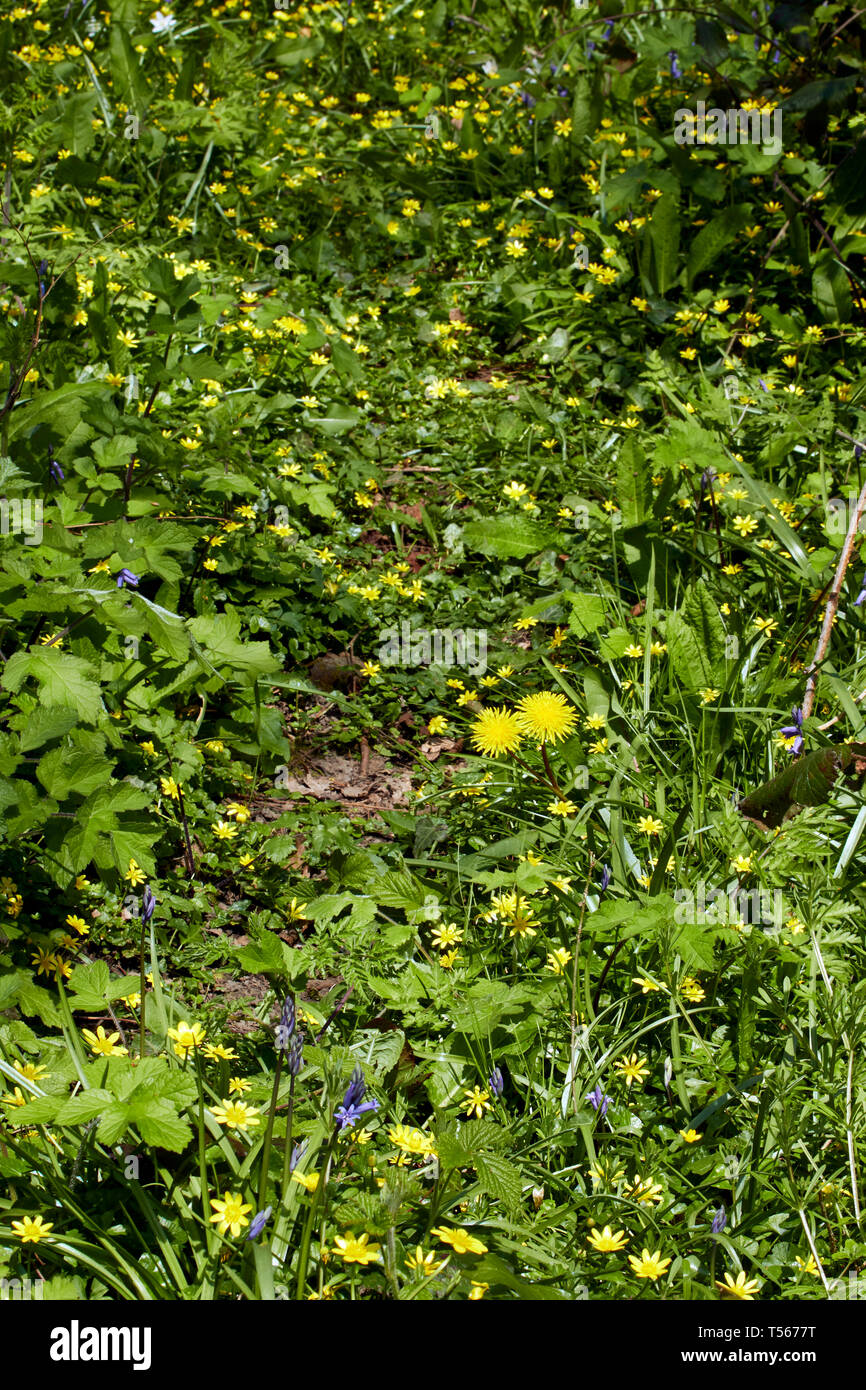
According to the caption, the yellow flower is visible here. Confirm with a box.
[732,514,758,537]
[678,1128,702,1143]
[167,1020,206,1057]
[388,1124,437,1156]
[731,854,753,874]
[794,1254,819,1276]
[223,802,251,823]
[11,1215,54,1244]
[548,798,577,816]
[637,816,663,835]
[470,707,523,758]
[515,691,578,745]
[291,1170,320,1193]
[681,976,706,1003]
[212,820,238,840]
[124,859,147,886]
[427,716,448,735]
[210,1099,261,1132]
[628,1248,672,1281]
[65,914,89,935]
[209,1192,253,1238]
[587,1225,629,1252]
[623,643,644,658]
[332,1232,382,1264]
[699,688,720,705]
[405,1246,448,1276]
[82,1026,128,1057]
[468,1281,489,1300]
[431,1225,488,1255]
[463,1086,491,1118]
[716,1270,761,1300]
[614,1053,650,1088]
[546,948,573,975]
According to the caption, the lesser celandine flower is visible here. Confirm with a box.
[167,1020,206,1057]
[11,1215,54,1244]
[432,1226,488,1255]
[332,1232,382,1265]
[716,1270,760,1300]
[614,1053,650,1087]
[679,1128,702,1143]
[462,1086,491,1118]
[82,1026,128,1057]
[405,1246,447,1276]
[587,1225,629,1252]
[210,1099,261,1132]
[209,1192,253,1237]
[628,1249,672,1281]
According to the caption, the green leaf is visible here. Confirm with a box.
[812,253,852,324]
[648,193,680,296]
[739,743,866,830]
[15,706,79,752]
[686,206,752,288]
[617,435,650,527]
[36,747,113,800]
[130,1099,193,1152]
[134,593,190,661]
[664,612,715,691]
[462,515,557,560]
[566,592,607,637]
[2,649,102,722]
[188,609,280,682]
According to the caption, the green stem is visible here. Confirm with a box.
[193,1050,212,1257]
[280,1070,297,1206]
[139,914,146,1061]
[295,1132,334,1299]
[257,1053,283,1213]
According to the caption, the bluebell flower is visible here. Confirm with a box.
[334,1065,379,1130]
[520,91,535,108]
[712,1206,726,1234]
[586,1083,611,1117]
[599,864,612,896]
[669,50,681,78]
[246,1206,272,1241]
[286,1031,304,1077]
[142,885,156,923]
[115,569,139,589]
[603,20,614,39]
[289,1141,307,1173]
[780,706,804,755]
[275,995,295,1052]
[488,1066,504,1098]
[855,443,865,461]
[557,86,569,98]
[855,569,866,606]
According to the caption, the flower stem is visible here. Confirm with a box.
[257,1053,283,1212]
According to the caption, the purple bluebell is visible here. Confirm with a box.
[599,864,612,896]
[289,1141,307,1173]
[587,40,595,53]
[334,1064,378,1130]
[773,46,780,63]
[855,443,864,461]
[669,51,681,78]
[488,1066,504,1098]
[712,1206,726,1233]
[275,995,295,1052]
[781,706,804,755]
[246,1205,272,1241]
[557,86,569,98]
[759,378,768,392]
[115,568,139,589]
[520,92,535,108]
[142,885,156,923]
[855,569,866,606]
[586,1083,611,1117]
[286,1031,304,1077]
[603,20,614,39]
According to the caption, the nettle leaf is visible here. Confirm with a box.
[36,747,113,800]
[664,611,715,691]
[462,515,557,560]
[739,743,866,830]
[134,594,190,661]
[566,592,607,637]
[129,1099,193,1152]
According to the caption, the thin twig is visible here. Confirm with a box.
[802,476,866,720]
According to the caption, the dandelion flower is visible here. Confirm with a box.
[515,692,578,745]
[470,707,523,757]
